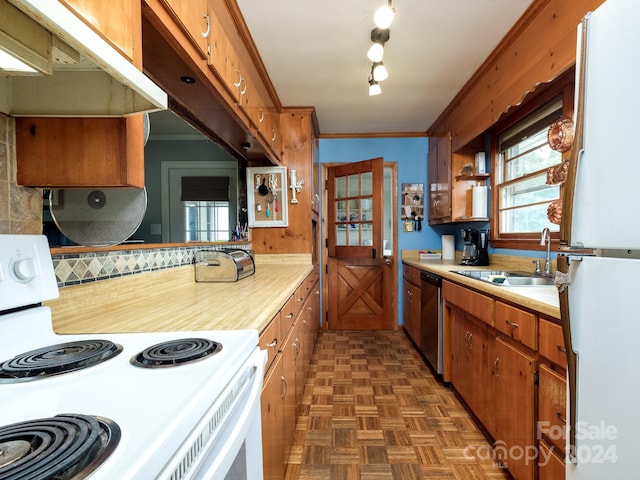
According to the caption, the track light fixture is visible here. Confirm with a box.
[366,1,394,95]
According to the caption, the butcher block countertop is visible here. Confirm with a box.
[402,251,561,320]
[48,255,313,335]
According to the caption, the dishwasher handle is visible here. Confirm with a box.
[420,270,442,287]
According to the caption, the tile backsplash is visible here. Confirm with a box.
[0,113,43,234]
[52,243,252,287]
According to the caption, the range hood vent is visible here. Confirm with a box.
[0,0,167,117]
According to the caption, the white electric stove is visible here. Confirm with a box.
[0,235,265,480]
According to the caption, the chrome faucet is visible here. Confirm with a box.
[540,227,552,276]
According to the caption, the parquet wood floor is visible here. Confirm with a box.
[285,330,511,480]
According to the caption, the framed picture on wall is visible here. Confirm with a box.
[246,166,289,227]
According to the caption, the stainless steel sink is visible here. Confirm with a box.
[497,276,555,286]
[452,270,555,286]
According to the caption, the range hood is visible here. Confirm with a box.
[0,0,167,117]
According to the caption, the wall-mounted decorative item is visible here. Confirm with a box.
[401,183,423,231]
[246,166,288,227]
[289,169,304,204]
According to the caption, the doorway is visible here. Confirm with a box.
[322,159,398,330]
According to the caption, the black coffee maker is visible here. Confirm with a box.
[460,228,489,266]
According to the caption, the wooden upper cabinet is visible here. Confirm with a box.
[427,134,452,224]
[207,9,242,103]
[16,115,145,188]
[158,0,210,60]
[60,0,141,65]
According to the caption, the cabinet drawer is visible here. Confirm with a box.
[538,364,567,454]
[281,293,298,330]
[259,312,282,373]
[538,441,565,479]
[495,301,537,350]
[403,264,421,286]
[539,318,567,368]
[303,273,319,297]
[294,282,307,315]
[442,280,494,326]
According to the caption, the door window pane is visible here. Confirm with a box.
[335,176,347,198]
[348,174,360,197]
[361,172,373,196]
[347,226,361,246]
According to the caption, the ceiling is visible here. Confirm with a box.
[149,1,533,140]
[236,0,533,135]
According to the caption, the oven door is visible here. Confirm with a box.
[159,347,267,480]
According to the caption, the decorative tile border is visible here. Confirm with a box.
[52,243,251,288]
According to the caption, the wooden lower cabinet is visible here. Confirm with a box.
[261,354,285,480]
[281,327,297,464]
[538,441,566,479]
[445,279,556,480]
[260,272,319,477]
[449,306,496,436]
[403,278,421,344]
[292,317,306,407]
[494,337,536,480]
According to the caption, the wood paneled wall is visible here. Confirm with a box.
[250,108,317,254]
[428,0,605,151]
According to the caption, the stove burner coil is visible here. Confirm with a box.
[0,340,123,383]
[0,414,120,480]
[130,338,222,368]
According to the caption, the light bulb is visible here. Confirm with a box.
[367,43,384,62]
[373,63,388,82]
[374,5,394,29]
[369,81,381,96]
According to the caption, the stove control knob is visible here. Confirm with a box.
[11,257,38,282]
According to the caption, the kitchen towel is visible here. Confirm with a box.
[442,235,455,260]
[472,185,488,218]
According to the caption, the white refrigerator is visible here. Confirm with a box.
[560,0,640,478]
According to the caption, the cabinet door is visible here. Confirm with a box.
[403,278,420,345]
[495,337,536,480]
[538,364,567,454]
[281,330,297,464]
[449,306,470,400]
[261,354,285,480]
[292,318,306,408]
[208,10,241,103]
[427,134,451,223]
[16,116,144,188]
[449,307,496,435]
[160,0,210,60]
[538,441,565,480]
[61,0,140,63]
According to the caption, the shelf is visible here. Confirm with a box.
[455,173,490,181]
[454,216,489,222]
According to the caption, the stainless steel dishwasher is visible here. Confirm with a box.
[420,270,443,375]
